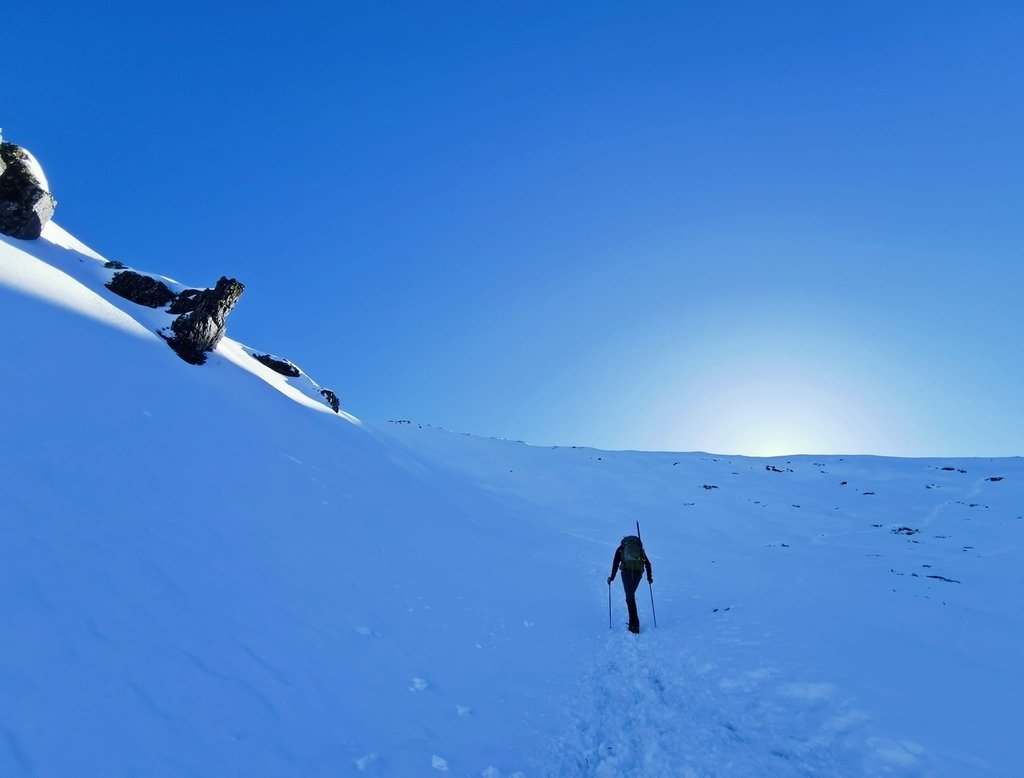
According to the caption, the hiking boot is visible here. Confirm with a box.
[627,599,640,634]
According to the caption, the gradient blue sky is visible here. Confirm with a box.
[6,1,1022,455]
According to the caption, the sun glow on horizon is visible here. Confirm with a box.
[649,346,905,457]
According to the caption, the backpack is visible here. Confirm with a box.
[619,535,645,572]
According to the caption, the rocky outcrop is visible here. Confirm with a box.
[0,141,56,240]
[106,270,176,308]
[167,288,203,314]
[163,277,244,365]
[253,353,301,377]
[320,388,340,413]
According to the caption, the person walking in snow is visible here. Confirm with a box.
[608,535,653,634]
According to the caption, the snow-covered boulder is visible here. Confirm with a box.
[0,142,56,240]
[163,276,244,365]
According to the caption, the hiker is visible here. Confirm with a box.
[608,535,653,633]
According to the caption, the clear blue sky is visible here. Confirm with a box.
[6,1,1023,455]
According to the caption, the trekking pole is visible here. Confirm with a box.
[636,520,658,628]
[608,581,612,629]
[648,579,657,628]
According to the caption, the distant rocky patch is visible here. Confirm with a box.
[892,526,919,536]
[0,140,56,240]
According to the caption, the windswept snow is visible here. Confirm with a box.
[378,425,1024,776]
[1,225,1022,776]
[0,226,153,337]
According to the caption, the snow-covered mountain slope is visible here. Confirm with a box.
[1,225,1022,776]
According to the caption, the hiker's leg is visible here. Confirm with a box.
[621,569,642,602]
[626,599,640,633]
[621,570,642,633]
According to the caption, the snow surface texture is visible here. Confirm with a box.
[1,226,1022,776]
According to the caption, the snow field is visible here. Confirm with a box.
[2,226,1023,775]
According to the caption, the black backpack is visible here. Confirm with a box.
[619,535,646,572]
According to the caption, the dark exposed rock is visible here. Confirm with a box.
[164,276,244,365]
[253,353,301,377]
[892,526,919,536]
[106,270,176,308]
[0,142,56,240]
[927,574,960,584]
[167,288,202,314]
[319,388,340,413]
[986,476,1004,482]
[104,260,127,270]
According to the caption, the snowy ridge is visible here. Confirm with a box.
[1,222,1022,775]
[234,343,358,423]
[2,221,353,419]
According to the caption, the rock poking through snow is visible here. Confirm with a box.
[319,388,340,413]
[253,353,301,377]
[163,276,244,365]
[106,270,177,308]
[0,141,56,240]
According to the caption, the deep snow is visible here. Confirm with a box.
[1,225,1021,776]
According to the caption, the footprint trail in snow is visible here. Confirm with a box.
[550,628,931,777]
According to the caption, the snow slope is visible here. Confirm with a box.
[1,225,1022,776]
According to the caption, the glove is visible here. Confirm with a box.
[607,576,614,584]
